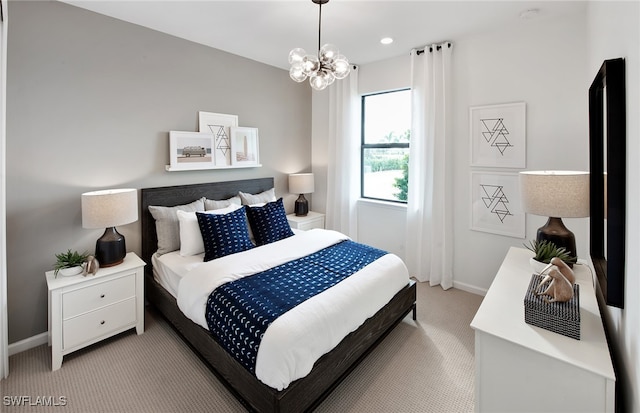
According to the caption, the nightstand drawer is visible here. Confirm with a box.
[63,274,136,318]
[296,218,323,230]
[63,297,136,350]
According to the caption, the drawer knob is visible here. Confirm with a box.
[100,320,105,325]
[100,294,105,298]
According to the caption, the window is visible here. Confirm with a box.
[361,89,411,203]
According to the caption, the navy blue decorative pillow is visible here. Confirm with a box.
[246,198,294,246]
[196,207,254,262]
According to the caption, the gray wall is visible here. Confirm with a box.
[6,1,311,343]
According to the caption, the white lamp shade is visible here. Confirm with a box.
[519,171,589,218]
[289,173,315,195]
[82,188,138,229]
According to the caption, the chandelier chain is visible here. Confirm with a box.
[317,2,322,55]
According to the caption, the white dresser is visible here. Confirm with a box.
[470,247,615,412]
[287,211,325,231]
[46,252,145,370]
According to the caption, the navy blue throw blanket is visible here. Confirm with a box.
[205,240,387,374]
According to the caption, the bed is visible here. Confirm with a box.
[141,178,417,412]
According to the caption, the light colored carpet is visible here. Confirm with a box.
[1,283,483,412]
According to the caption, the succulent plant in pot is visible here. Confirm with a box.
[524,239,577,272]
[54,249,89,277]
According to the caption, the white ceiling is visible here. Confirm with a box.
[60,1,587,70]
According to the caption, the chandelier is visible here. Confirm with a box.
[288,0,350,91]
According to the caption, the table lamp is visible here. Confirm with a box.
[82,188,138,267]
[289,173,315,216]
[520,171,589,260]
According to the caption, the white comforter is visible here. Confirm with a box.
[177,229,409,390]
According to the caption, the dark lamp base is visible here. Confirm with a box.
[95,227,126,267]
[536,217,577,263]
[294,194,309,216]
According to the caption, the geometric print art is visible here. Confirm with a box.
[470,170,525,238]
[204,123,231,157]
[471,102,525,169]
[479,184,513,223]
[480,117,513,156]
[205,240,387,375]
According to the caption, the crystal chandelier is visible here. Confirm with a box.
[288,0,350,91]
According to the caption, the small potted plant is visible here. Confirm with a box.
[54,249,89,277]
[524,239,577,273]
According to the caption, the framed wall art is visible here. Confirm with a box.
[470,171,525,238]
[230,127,260,167]
[470,102,526,168]
[198,111,238,167]
[168,131,215,171]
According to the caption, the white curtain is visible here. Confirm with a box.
[405,44,453,288]
[325,66,359,239]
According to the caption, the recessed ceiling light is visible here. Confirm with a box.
[380,37,393,45]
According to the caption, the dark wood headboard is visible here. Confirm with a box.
[140,177,274,277]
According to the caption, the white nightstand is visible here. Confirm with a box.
[46,252,146,371]
[287,211,325,231]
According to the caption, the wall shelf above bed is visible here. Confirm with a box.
[165,164,262,172]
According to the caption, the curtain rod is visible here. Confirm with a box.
[416,42,452,55]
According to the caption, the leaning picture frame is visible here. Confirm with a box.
[470,102,526,168]
[230,127,260,167]
[168,131,215,171]
[198,111,238,167]
[470,171,525,238]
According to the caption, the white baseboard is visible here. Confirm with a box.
[8,332,48,356]
[453,280,487,296]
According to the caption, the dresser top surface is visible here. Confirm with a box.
[470,246,615,380]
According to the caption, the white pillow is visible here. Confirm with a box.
[177,204,242,256]
[238,188,275,205]
[204,196,241,210]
